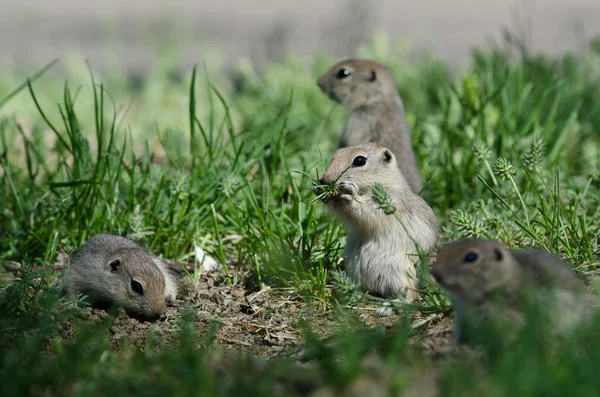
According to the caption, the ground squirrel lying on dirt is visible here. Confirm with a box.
[314,143,439,305]
[64,234,178,319]
[317,59,423,193]
[432,239,589,344]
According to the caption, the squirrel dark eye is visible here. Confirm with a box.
[352,155,367,167]
[464,252,478,263]
[131,280,144,295]
[336,68,351,79]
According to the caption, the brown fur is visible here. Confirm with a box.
[64,234,178,319]
[316,143,439,303]
[432,239,588,343]
[317,59,423,193]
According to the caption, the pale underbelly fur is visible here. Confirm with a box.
[344,230,420,302]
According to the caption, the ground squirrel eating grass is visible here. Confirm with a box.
[314,143,439,305]
[432,239,589,344]
[64,234,178,319]
[317,59,423,193]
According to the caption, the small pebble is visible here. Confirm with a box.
[1,261,21,273]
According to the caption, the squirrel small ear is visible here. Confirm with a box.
[494,249,503,261]
[383,149,393,163]
[109,259,121,272]
[370,70,377,82]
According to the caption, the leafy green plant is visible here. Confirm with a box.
[0,28,599,397]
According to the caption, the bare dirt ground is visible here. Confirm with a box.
[1,0,600,75]
[2,254,454,365]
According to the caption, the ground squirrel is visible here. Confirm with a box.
[432,239,588,344]
[317,59,423,193]
[64,234,178,319]
[314,143,439,303]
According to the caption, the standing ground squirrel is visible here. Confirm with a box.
[317,59,423,193]
[432,239,589,344]
[64,234,178,319]
[314,143,439,303]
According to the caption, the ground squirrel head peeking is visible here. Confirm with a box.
[317,59,399,111]
[65,234,178,320]
[314,142,414,233]
[432,239,589,344]
[106,247,168,316]
[431,239,520,305]
[315,142,408,205]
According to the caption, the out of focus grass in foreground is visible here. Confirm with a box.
[0,31,599,396]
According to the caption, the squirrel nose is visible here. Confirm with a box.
[317,76,326,90]
[153,300,167,316]
[313,178,327,196]
[430,268,443,284]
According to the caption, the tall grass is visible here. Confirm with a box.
[0,31,599,395]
